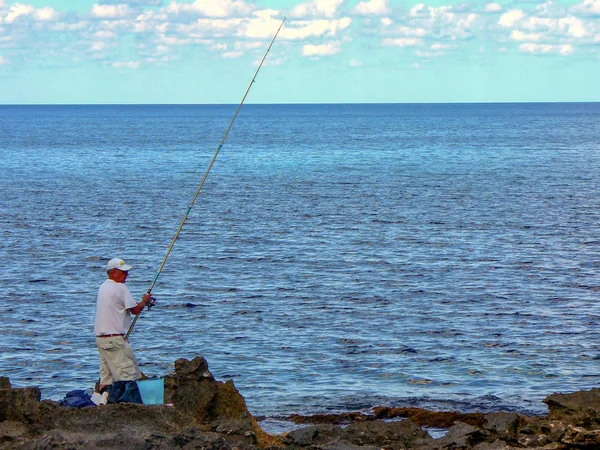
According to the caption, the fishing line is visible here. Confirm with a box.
[126,17,286,340]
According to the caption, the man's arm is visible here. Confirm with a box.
[128,293,151,316]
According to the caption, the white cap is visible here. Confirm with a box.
[106,258,132,272]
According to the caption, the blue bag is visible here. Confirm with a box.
[59,389,96,408]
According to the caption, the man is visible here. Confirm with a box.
[94,257,151,392]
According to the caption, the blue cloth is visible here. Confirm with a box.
[107,380,143,404]
[59,389,95,408]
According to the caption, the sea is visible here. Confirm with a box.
[1,103,600,427]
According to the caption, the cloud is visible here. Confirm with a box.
[282,17,351,40]
[558,15,586,37]
[498,9,525,27]
[239,10,284,39]
[0,55,7,64]
[91,4,133,19]
[5,4,34,23]
[510,30,541,41]
[519,42,574,54]
[112,60,141,68]
[382,37,422,47]
[166,0,254,18]
[33,7,59,21]
[380,17,392,27]
[393,25,428,37]
[349,59,362,66]
[391,5,478,42]
[354,0,390,16]
[409,4,426,17]
[291,0,343,19]
[1,0,597,74]
[430,42,454,50]
[571,0,600,16]
[484,3,502,13]
[302,41,340,56]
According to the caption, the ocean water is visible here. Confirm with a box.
[1,103,600,420]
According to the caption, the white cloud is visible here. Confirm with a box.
[380,17,392,27]
[282,18,351,40]
[349,59,362,66]
[571,0,600,16]
[354,0,390,16]
[394,25,428,37]
[409,4,426,17]
[510,30,541,41]
[33,7,59,21]
[95,30,117,39]
[515,30,538,42]
[560,43,574,54]
[0,55,7,65]
[431,42,453,50]
[223,50,243,58]
[5,4,35,23]
[559,15,586,37]
[382,37,422,47]
[291,0,344,19]
[175,18,243,38]
[521,16,555,31]
[113,60,141,68]
[166,0,253,18]
[235,40,263,50]
[52,21,89,31]
[519,42,574,54]
[302,41,340,56]
[498,9,525,27]
[484,3,502,13]
[239,10,284,38]
[415,49,444,57]
[91,4,132,19]
[91,41,110,51]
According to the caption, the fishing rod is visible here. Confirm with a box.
[125,17,286,340]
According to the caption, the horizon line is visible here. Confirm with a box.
[1,101,599,106]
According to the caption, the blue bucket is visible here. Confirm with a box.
[136,378,164,405]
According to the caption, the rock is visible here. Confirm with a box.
[5,357,600,449]
[166,357,247,423]
[284,424,341,446]
[561,424,600,447]
[434,421,488,449]
[471,439,512,450]
[483,412,521,436]
[544,388,600,422]
[0,385,42,422]
[342,419,431,448]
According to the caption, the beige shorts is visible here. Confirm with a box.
[96,336,141,385]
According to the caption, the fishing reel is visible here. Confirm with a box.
[147,296,157,310]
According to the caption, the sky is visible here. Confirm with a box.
[0,0,599,104]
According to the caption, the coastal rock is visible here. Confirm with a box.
[544,388,600,423]
[4,360,600,449]
[483,412,521,436]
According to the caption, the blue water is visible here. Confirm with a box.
[1,103,600,419]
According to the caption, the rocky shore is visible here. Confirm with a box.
[2,356,600,449]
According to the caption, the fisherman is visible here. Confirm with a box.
[94,258,151,392]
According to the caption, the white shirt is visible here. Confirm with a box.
[94,279,138,336]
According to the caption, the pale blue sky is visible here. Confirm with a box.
[0,0,599,104]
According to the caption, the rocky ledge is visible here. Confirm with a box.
[2,357,600,449]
